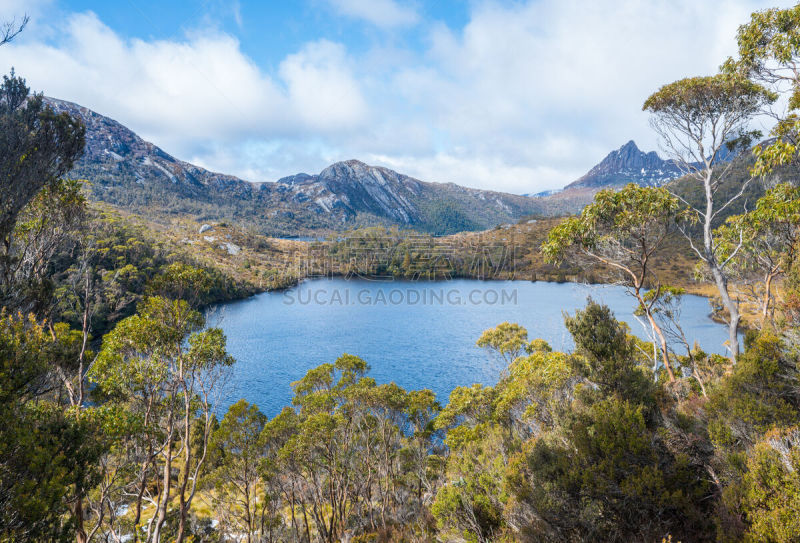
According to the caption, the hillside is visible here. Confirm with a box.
[46,98,551,236]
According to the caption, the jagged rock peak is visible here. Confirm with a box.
[565,140,683,190]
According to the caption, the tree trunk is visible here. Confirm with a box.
[151,414,175,543]
[710,264,740,361]
[635,288,676,382]
[762,271,775,328]
[175,408,191,543]
[703,170,739,362]
[74,496,87,543]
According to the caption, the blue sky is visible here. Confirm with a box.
[0,0,793,193]
[53,0,470,67]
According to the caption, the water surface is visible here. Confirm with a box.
[213,278,731,415]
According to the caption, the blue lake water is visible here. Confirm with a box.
[212,278,732,416]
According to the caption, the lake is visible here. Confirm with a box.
[212,278,733,416]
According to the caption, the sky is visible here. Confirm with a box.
[0,0,794,193]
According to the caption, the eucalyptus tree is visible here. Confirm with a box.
[724,4,800,176]
[90,294,233,543]
[643,73,776,361]
[208,400,270,543]
[476,322,530,365]
[715,183,800,327]
[281,354,374,542]
[0,71,86,314]
[255,354,441,542]
[542,184,688,381]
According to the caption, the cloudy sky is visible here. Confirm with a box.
[0,0,793,193]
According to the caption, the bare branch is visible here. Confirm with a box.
[0,15,29,47]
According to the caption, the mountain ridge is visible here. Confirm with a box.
[46,97,551,235]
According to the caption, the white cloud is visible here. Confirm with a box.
[1,0,52,16]
[366,0,792,192]
[322,0,419,28]
[0,0,793,194]
[0,11,368,161]
[279,40,369,132]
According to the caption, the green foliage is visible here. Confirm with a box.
[542,183,688,273]
[714,183,800,325]
[2,178,87,315]
[739,429,800,542]
[511,396,712,542]
[0,69,85,244]
[643,73,775,128]
[325,225,518,280]
[0,312,109,542]
[476,322,530,365]
[543,185,690,380]
[725,4,800,175]
[707,332,800,450]
[207,400,271,541]
[417,199,482,235]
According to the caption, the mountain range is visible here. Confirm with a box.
[47,97,703,235]
[46,98,551,236]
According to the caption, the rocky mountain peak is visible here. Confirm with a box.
[319,160,401,186]
[565,140,683,190]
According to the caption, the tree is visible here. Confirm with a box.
[90,294,233,543]
[542,184,688,381]
[707,332,800,541]
[563,300,655,404]
[643,73,776,361]
[249,355,442,542]
[706,332,799,451]
[643,286,719,396]
[724,4,800,176]
[715,183,800,327]
[0,70,85,256]
[505,302,712,542]
[0,311,108,543]
[0,71,86,315]
[208,400,269,543]
[738,428,800,542]
[476,322,530,365]
[2,178,87,315]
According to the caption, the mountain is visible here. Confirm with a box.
[46,98,550,236]
[565,140,683,190]
[523,140,689,215]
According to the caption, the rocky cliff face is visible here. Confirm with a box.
[282,160,423,223]
[47,98,549,235]
[565,140,683,190]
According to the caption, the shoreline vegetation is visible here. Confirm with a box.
[151,211,758,327]
[3,4,800,543]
